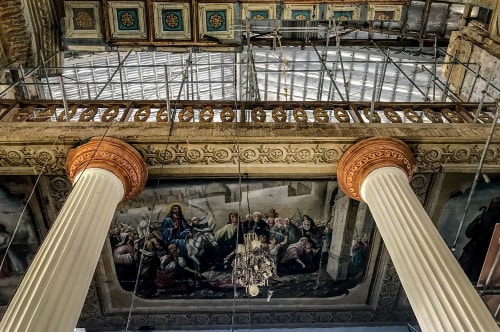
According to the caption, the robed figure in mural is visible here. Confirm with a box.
[458,197,500,282]
[161,204,191,257]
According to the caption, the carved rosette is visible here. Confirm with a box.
[337,137,415,201]
[66,137,147,201]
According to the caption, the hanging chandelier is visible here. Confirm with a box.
[233,232,275,296]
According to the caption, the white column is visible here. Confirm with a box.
[0,137,147,332]
[364,167,497,331]
[0,169,123,332]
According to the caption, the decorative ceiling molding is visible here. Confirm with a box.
[0,123,497,176]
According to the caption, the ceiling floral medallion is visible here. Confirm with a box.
[165,13,179,28]
[75,11,93,28]
[209,13,223,29]
[154,3,190,39]
[120,12,135,27]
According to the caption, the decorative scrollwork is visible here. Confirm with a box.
[79,106,97,122]
[423,108,443,123]
[272,106,287,122]
[56,105,77,122]
[102,106,120,122]
[293,107,308,123]
[383,107,402,123]
[156,107,169,122]
[313,107,329,123]
[403,108,423,123]
[179,106,194,122]
[252,107,266,122]
[199,106,214,122]
[334,107,350,123]
[363,107,381,123]
[441,108,463,123]
[134,106,151,122]
[220,106,234,122]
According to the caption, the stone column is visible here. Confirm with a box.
[337,137,497,332]
[0,137,147,332]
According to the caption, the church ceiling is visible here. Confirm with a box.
[0,0,499,330]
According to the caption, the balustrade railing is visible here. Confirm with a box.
[0,100,496,124]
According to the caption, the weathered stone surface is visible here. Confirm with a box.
[0,122,498,176]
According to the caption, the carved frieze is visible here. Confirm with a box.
[0,138,498,177]
[0,145,67,174]
[139,143,342,165]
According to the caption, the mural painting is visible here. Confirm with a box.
[438,178,500,283]
[0,186,39,305]
[108,180,375,300]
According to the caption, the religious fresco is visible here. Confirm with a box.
[107,180,375,300]
[437,178,500,283]
[0,186,39,305]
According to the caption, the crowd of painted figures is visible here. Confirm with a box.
[108,204,370,298]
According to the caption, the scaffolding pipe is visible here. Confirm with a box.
[374,43,428,99]
[418,0,433,44]
[369,62,379,123]
[59,76,69,121]
[335,22,350,102]
[311,43,345,102]
[376,50,390,101]
[94,49,133,100]
[452,101,500,251]
[117,51,125,100]
[441,49,458,102]
[40,51,54,100]
[164,65,171,118]
[439,48,500,93]
[421,65,461,102]
[474,62,497,122]
[0,52,59,99]
[467,63,482,102]
[474,92,487,123]
[19,65,31,99]
[433,36,437,101]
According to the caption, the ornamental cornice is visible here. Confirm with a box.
[0,141,498,177]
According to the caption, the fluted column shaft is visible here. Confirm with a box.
[361,167,497,332]
[0,137,147,332]
[338,137,497,332]
[0,169,124,332]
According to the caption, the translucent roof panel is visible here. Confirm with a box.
[42,46,446,103]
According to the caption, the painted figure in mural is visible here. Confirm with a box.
[0,223,26,278]
[185,224,217,268]
[112,232,137,291]
[282,217,300,244]
[160,204,191,258]
[252,211,270,238]
[458,197,500,282]
[156,243,203,294]
[348,234,370,279]
[137,230,164,298]
[299,215,323,249]
[242,214,254,234]
[269,218,287,244]
[214,212,244,269]
[278,237,311,275]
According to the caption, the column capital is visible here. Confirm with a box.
[66,137,148,201]
[337,137,415,201]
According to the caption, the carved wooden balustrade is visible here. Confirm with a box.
[0,100,496,124]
